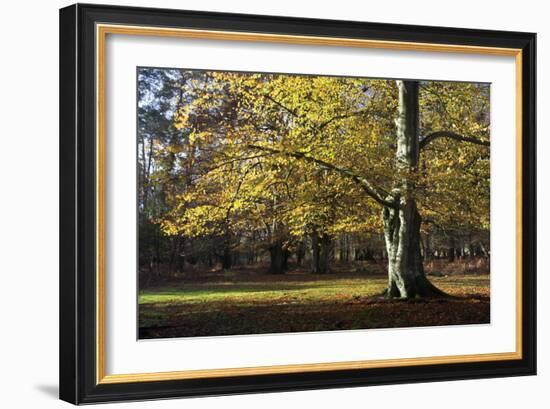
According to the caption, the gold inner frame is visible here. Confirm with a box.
[96,23,523,385]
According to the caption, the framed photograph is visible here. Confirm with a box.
[59,3,536,404]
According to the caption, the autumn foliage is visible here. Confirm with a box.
[137,68,490,337]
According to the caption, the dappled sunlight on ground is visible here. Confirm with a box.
[139,272,490,339]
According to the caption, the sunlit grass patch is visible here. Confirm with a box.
[138,273,490,339]
[139,276,387,306]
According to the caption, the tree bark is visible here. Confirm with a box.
[382,80,446,298]
[268,240,287,274]
[448,236,456,262]
[220,245,232,271]
[311,233,331,274]
[296,241,305,266]
[383,200,443,297]
[424,233,432,261]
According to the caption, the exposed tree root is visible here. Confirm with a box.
[381,277,454,300]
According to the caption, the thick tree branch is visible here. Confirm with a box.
[247,144,396,208]
[419,131,490,150]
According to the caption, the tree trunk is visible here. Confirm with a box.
[268,240,287,274]
[448,236,456,262]
[479,241,489,258]
[220,245,232,270]
[422,233,430,261]
[383,200,443,297]
[296,241,305,266]
[232,250,241,266]
[311,233,331,274]
[382,80,445,298]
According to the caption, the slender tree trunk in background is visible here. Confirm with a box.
[311,233,331,274]
[479,241,489,258]
[382,80,445,298]
[247,250,255,264]
[247,231,256,264]
[176,237,185,273]
[468,234,474,258]
[154,228,162,279]
[346,236,350,262]
[232,251,241,267]
[364,248,374,261]
[334,237,341,262]
[311,234,320,271]
[296,241,305,266]
[380,242,387,261]
[448,236,456,262]
[343,235,350,263]
[424,233,432,261]
[168,237,180,275]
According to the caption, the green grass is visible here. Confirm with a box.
[138,273,490,339]
[139,277,386,305]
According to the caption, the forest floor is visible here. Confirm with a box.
[138,267,490,339]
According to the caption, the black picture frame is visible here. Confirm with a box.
[60,3,536,404]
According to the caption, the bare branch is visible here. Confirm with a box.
[318,109,370,130]
[419,131,490,150]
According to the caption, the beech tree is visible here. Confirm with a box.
[156,70,489,297]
